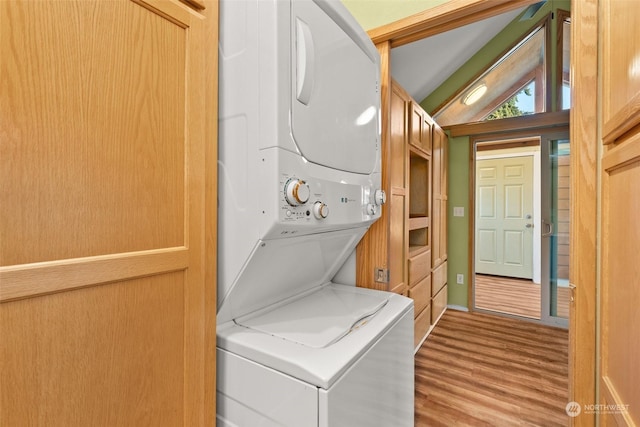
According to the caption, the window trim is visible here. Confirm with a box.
[556,9,571,111]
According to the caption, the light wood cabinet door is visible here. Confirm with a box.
[388,82,410,294]
[431,123,448,268]
[0,0,218,425]
[598,1,640,424]
[410,102,432,154]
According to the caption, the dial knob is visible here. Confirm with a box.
[313,201,329,219]
[374,189,386,206]
[284,179,310,206]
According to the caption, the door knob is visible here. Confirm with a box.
[525,223,533,228]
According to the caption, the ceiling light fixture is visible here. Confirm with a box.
[463,83,487,106]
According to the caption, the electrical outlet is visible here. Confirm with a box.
[456,274,464,284]
[375,268,389,283]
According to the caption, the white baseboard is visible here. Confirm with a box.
[447,304,469,312]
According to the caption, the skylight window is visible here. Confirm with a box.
[434,24,547,126]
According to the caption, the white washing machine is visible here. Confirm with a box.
[217,0,414,425]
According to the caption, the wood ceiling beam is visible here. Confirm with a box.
[367,0,541,48]
[444,110,569,137]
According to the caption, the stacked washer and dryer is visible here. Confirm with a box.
[217,0,414,425]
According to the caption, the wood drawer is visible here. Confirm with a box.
[409,249,431,286]
[390,281,408,296]
[408,275,431,316]
[414,303,431,348]
[431,261,447,296]
[431,284,447,325]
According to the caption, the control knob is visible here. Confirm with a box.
[284,178,310,206]
[374,189,386,206]
[313,201,329,219]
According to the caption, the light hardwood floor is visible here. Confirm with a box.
[475,274,570,319]
[415,309,569,427]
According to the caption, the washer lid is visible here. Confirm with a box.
[236,285,389,348]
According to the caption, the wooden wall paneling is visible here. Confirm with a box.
[0,0,217,425]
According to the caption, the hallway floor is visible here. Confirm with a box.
[415,309,568,426]
[475,274,570,319]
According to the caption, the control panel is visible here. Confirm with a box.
[278,173,385,227]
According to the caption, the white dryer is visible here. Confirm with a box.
[217,0,414,426]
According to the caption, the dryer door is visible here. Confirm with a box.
[291,0,379,175]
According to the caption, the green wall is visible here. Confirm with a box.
[341,0,447,31]
[447,135,470,308]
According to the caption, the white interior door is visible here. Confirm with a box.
[475,156,534,279]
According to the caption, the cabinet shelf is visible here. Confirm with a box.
[408,216,429,230]
[409,244,429,258]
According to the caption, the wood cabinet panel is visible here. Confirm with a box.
[598,2,640,424]
[410,102,433,154]
[431,261,447,297]
[431,284,448,325]
[0,0,218,425]
[408,274,431,315]
[414,303,431,348]
[601,0,640,143]
[408,249,431,287]
[1,0,193,266]
[601,135,640,425]
[1,275,185,426]
[390,85,408,188]
[389,193,407,292]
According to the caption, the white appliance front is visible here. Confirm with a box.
[218,0,383,316]
[217,0,414,425]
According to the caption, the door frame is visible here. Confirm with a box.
[470,132,569,328]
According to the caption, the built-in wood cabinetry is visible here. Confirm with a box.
[407,100,433,346]
[430,123,448,325]
[357,80,410,296]
[0,1,218,425]
[597,0,640,423]
[357,78,448,349]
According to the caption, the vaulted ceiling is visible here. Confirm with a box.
[389,7,526,106]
